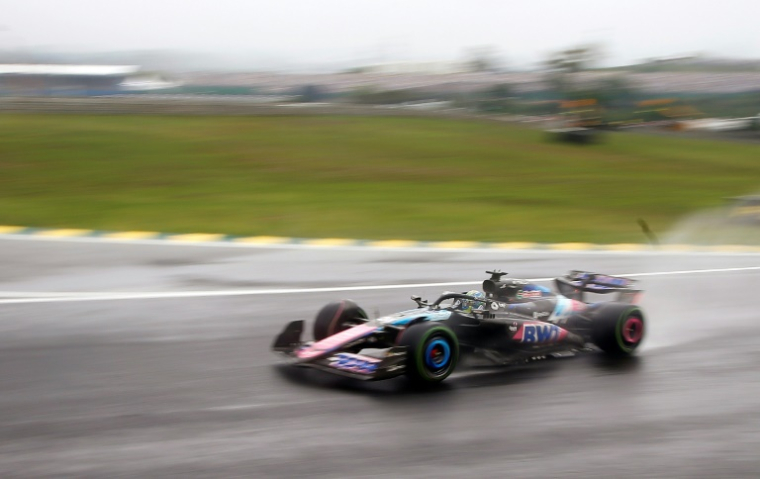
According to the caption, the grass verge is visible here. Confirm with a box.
[1,114,759,243]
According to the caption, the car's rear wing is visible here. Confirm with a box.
[555,271,642,303]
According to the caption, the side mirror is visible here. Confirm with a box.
[411,295,428,307]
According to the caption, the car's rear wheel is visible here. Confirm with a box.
[313,300,368,341]
[591,303,645,356]
[397,322,459,385]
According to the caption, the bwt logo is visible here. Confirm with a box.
[517,324,564,343]
[328,353,380,374]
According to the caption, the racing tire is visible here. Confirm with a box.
[313,300,368,341]
[590,303,645,356]
[397,322,459,385]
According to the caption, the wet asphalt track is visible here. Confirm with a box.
[1,237,759,478]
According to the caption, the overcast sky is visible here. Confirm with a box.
[3,0,760,69]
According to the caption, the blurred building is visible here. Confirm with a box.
[0,64,179,96]
[360,61,468,75]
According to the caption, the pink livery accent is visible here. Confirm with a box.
[512,321,569,344]
[571,299,587,312]
[621,317,644,343]
[296,324,378,360]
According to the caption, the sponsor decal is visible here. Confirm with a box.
[517,290,543,300]
[533,311,550,320]
[509,322,518,332]
[328,352,381,375]
[512,322,568,343]
[594,275,630,287]
[490,302,499,311]
[569,273,631,288]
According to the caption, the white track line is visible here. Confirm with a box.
[1,266,758,305]
[0,291,104,298]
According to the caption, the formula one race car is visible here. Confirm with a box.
[272,270,645,385]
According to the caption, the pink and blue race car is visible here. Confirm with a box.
[273,270,645,385]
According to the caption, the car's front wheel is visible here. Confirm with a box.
[397,322,459,385]
[313,300,368,341]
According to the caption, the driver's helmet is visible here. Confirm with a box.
[459,290,485,313]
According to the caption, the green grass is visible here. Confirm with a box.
[1,114,759,243]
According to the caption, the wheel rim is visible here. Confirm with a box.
[621,316,643,345]
[424,338,452,375]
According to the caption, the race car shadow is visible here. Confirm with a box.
[274,353,643,396]
[587,354,642,374]
[441,353,643,391]
[273,363,427,396]
[274,357,577,396]
[446,359,567,389]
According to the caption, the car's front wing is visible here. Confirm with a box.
[293,348,408,381]
[272,320,408,381]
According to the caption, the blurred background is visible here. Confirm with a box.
[2,0,760,245]
[2,2,760,477]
